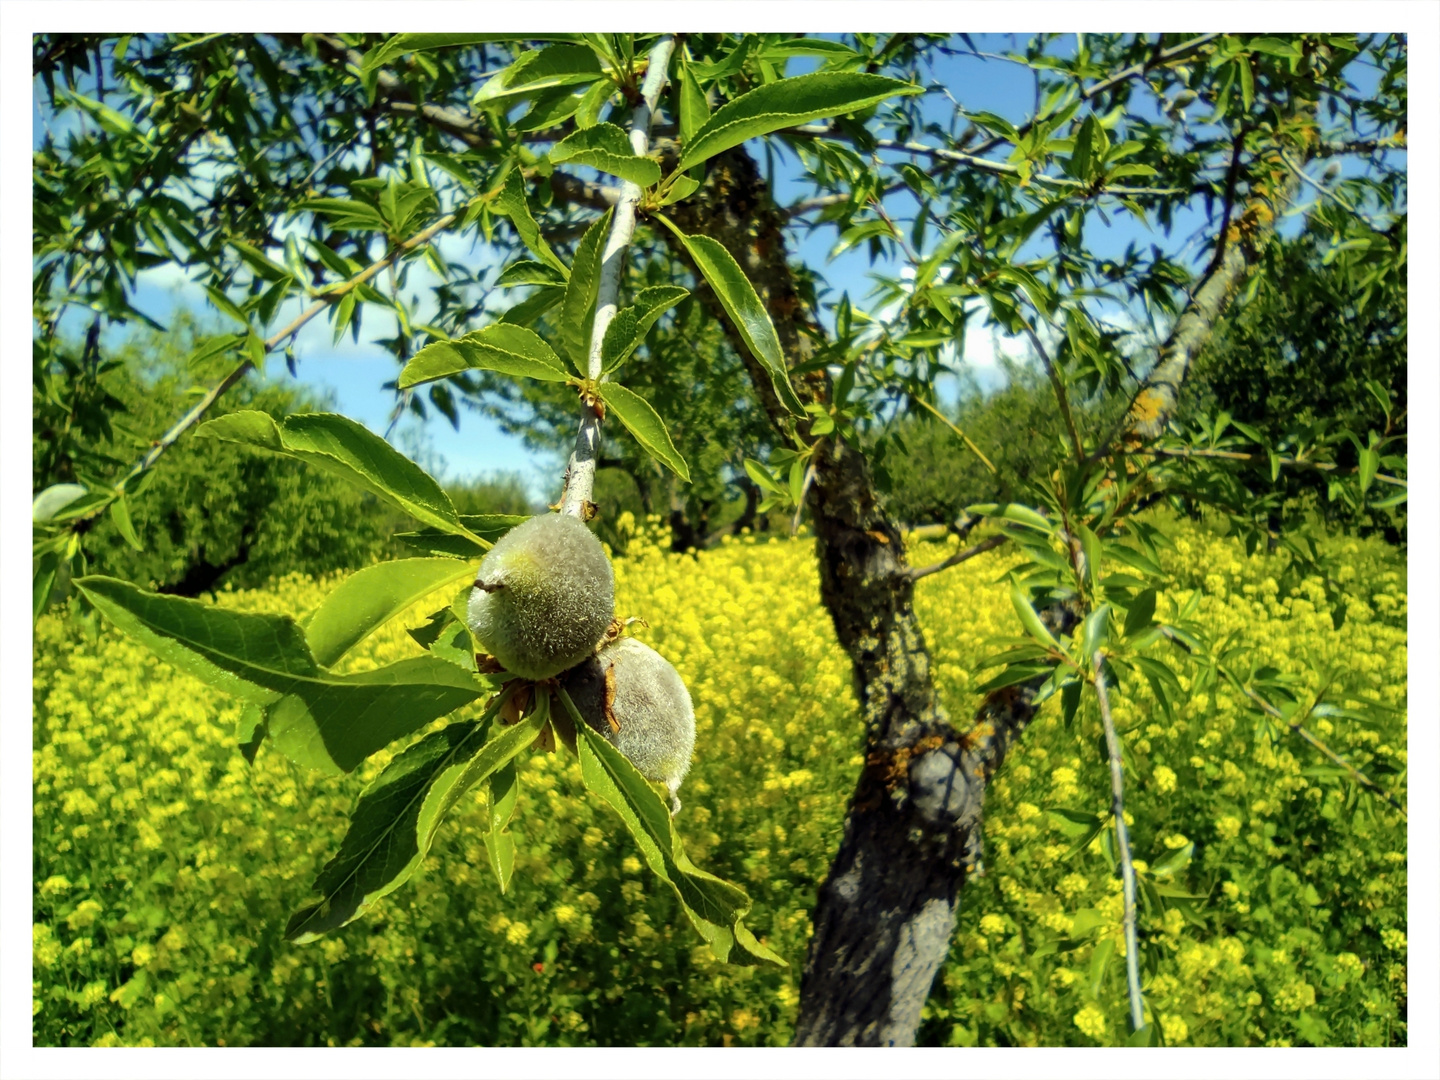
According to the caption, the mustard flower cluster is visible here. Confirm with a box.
[33,516,1405,1046]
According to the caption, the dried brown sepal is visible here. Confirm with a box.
[529,720,556,754]
[500,683,533,726]
[476,654,505,675]
[602,663,621,734]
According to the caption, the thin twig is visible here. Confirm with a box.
[964,35,1221,159]
[1093,650,1146,1034]
[99,210,460,503]
[1230,677,1407,816]
[793,131,1190,198]
[1139,445,1406,487]
[1019,319,1084,463]
[559,35,675,518]
[908,534,1008,582]
[909,393,996,472]
[1278,150,1360,215]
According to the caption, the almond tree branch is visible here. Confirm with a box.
[1139,445,1405,487]
[559,35,675,519]
[96,210,461,510]
[1019,317,1084,463]
[1093,650,1147,1034]
[907,534,1008,582]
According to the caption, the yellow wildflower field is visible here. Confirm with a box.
[33,518,1406,1046]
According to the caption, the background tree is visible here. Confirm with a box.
[32,30,1406,1047]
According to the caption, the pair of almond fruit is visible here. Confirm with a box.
[466,513,695,814]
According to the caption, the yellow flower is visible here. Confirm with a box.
[1160,1013,1189,1043]
[979,913,1007,936]
[1153,765,1177,794]
[1073,1003,1108,1040]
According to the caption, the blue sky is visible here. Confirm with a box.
[36,33,1379,501]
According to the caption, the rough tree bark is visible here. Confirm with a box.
[660,109,1313,1041]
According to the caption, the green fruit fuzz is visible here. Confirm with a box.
[559,636,695,814]
[467,513,615,680]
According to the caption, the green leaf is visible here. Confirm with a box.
[362,34,561,78]
[74,574,319,705]
[1089,937,1115,996]
[1080,604,1109,659]
[744,458,785,495]
[560,209,613,370]
[399,324,571,388]
[600,285,689,373]
[573,77,615,129]
[197,412,466,538]
[286,693,542,942]
[304,558,477,668]
[676,59,710,145]
[1105,541,1164,578]
[654,218,805,415]
[229,238,289,282]
[1047,806,1102,840]
[203,285,250,329]
[484,760,520,893]
[975,661,1052,694]
[332,292,357,345]
[393,514,530,559]
[109,493,144,552]
[676,71,921,172]
[73,576,488,774]
[1124,588,1158,638]
[1010,583,1062,651]
[658,173,701,207]
[1061,680,1082,729]
[560,689,784,967]
[597,383,691,482]
[300,197,390,234]
[966,502,1054,533]
[493,172,569,277]
[1247,36,1303,59]
[473,43,603,109]
[1358,446,1378,494]
[1148,840,1194,880]
[550,123,662,187]
[499,285,565,327]
[32,483,90,523]
[33,550,60,625]
[1070,114,1097,181]
[495,260,568,288]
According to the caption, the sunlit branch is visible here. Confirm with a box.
[907,534,1008,583]
[1093,651,1147,1035]
[559,35,675,519]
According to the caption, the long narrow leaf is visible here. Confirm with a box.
[303,558,477,668]
[559,689,784,967]
[654,218,804,415]
[493,171,569,277]
[550,123,661,187]
[560,210,613,369]
[676,71,921,172]
[600,285,689,373]
[286,692,543,942]
[597,383,690,481]
[399,324,571,388]
[197,411,466,538]
[74,576,490,774]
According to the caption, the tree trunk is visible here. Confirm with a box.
[658,128,1306,1043]
[663,148,987,1044]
